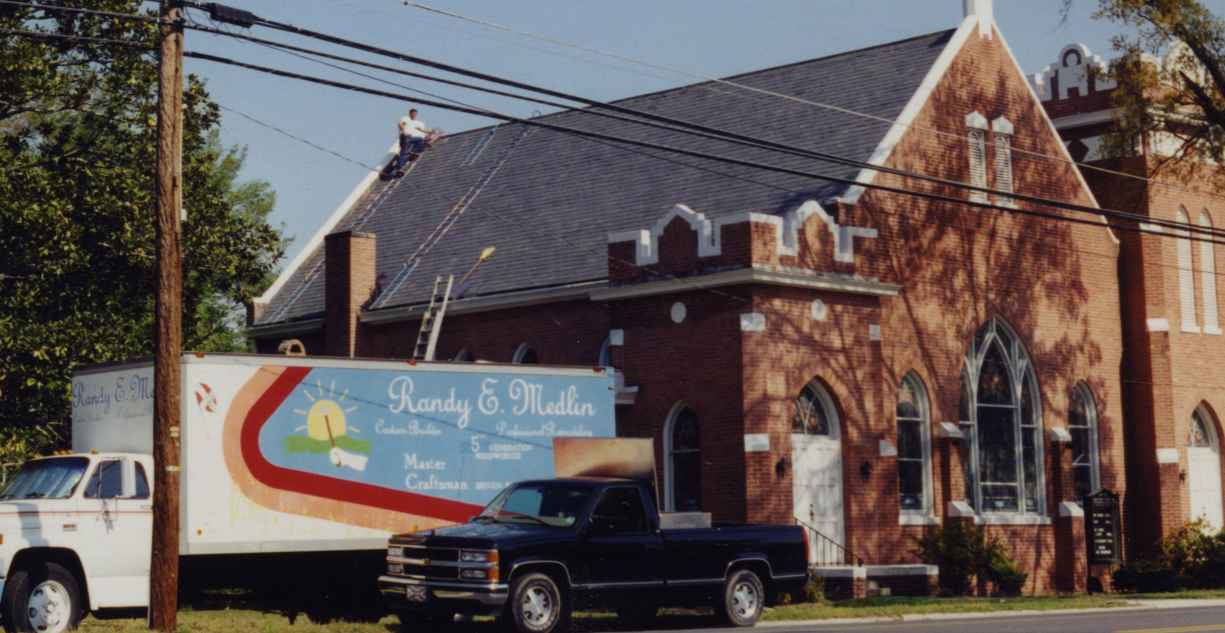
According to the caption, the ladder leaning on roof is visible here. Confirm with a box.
[413,274,454,361]
[267,151,425,324]
[372,121,535,311]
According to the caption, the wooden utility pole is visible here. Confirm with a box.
[150,1,184,631]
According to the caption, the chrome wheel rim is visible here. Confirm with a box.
[520,584,554,629]
[731,580,759,620]
[27,580,71,633]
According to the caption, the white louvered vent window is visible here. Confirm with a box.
[967,129,988,203]
[1178,208,1200,333]
[994,135,1015,204]
[1201,211,1220,333]
[992,117,1016,208]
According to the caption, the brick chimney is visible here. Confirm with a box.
[324,231,377,357]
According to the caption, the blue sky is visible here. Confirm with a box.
[182,1,1134,268]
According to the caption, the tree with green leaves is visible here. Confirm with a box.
[1080,0,1225,173]
[0,1,286,459]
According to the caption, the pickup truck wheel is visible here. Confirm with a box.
[2,562,84,633]
[719,569,764,627]
[507,572,567,633]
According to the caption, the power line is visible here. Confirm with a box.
[180,10,1225,243]
[0,26,151,49]
[18,2,1225,242]
[215,103,380,172]
[0,0,163,24]
[4,20,1223,252]
[181,50,1225,250]
[403,0,1225,211]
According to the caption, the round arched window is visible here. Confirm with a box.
[667,406,701,512]
[793,381,836,436]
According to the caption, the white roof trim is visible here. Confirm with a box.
[965,111,989,130]
[607,199,877,266]
[839,16,978,205]
[991,116,1014,135]
[254,142,398,308]
[360,279,604,325]
[589,265,899,302]
[993,28,1119,246]
[1049,108,1120,130]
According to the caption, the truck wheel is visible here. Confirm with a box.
[507,572,567,633]
[2,562,84,633]
[719,569,764,627]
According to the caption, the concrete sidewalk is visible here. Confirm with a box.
[758,598,1225,628]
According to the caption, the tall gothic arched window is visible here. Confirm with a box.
[960,318,1044,514]
[1178,207,1199,332]
[665,405,701,512]
[897,372,932,514]
[1069,383,1100,500]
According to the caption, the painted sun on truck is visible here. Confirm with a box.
[240,365,614,527]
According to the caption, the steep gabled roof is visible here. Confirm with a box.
[254,28,956,326]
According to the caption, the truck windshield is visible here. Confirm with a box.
[478,482,593,528]
[0,457,90,500]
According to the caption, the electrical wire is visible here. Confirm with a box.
[15,1,1225,242]
[182,49,1225,250]
[0,26,151,49]
[0,0,163,24]
[181,12,1225,243]
[215,103,380,172]
[402,0,1225,210]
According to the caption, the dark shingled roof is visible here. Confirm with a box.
[255,29,955,326]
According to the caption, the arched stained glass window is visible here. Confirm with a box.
[960,318,1044,514]
[794,381,835,436]
[897,373,931,514]
[1069,383,1100,500]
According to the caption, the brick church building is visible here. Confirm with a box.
[247,1,1215,594]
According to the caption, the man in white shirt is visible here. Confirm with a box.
[391,108,432,176]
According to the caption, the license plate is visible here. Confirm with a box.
[404,585,429,603]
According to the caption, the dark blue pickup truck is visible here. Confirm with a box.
[378,477,809,632]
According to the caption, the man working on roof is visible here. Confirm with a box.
[391,108,432,176]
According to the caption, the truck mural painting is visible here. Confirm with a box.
[225,363,614,532]
[0,354,615,632]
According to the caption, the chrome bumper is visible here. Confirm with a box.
[378,575,508,609]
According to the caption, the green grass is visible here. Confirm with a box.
[73,590,1225,632]
[284,435,371,454]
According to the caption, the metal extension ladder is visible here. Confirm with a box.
[413,275,454,361]
[374,122,535,310]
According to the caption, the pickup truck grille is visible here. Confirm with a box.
[395,545,459,562]
[386,545,465,580]
[389,563,460,580]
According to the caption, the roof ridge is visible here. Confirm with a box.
[427,27,958,142]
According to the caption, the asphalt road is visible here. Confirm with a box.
[625,605,1225,633]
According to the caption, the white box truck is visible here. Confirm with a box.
[0,354,615,632]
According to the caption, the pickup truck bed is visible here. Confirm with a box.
[379,478,808,632]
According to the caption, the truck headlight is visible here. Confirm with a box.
[460,549,497,563]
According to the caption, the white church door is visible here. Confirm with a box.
[791,380,845,564]
[1188,406,1224,530]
